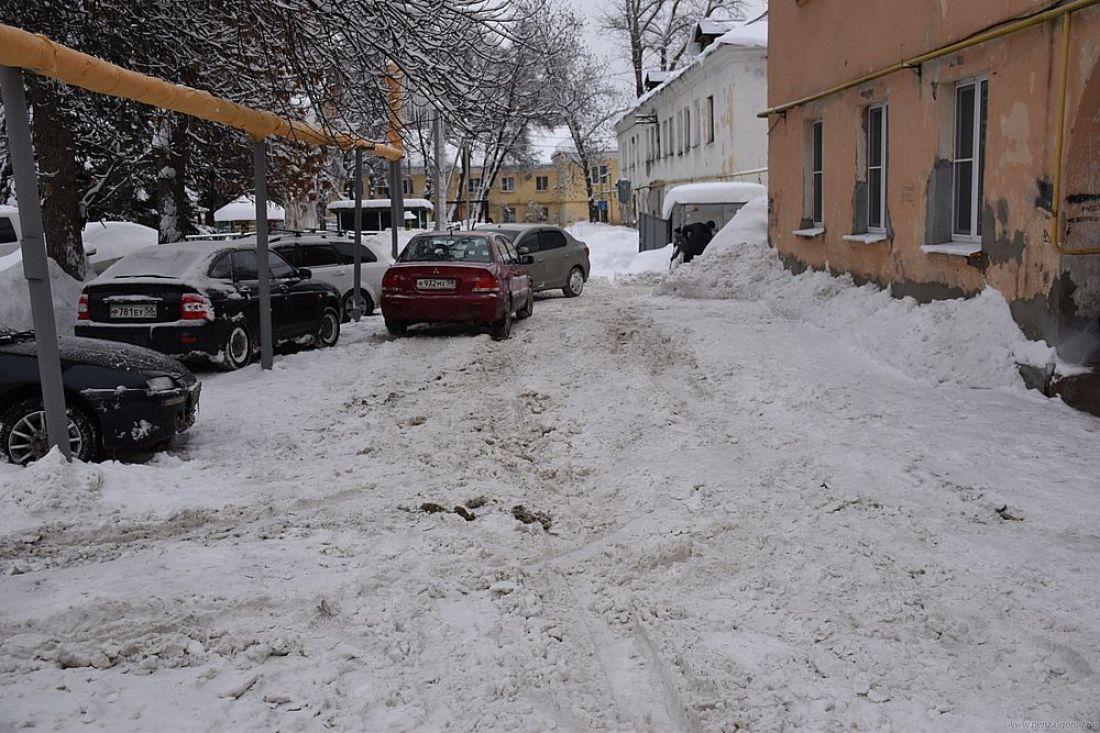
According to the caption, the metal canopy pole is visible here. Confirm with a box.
[389,160,404,260]
[253,140,273,370]
[0,66,71,460]
[350,149,364,322]
[434,112,445,231]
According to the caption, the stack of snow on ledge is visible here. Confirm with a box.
[657,196,1054,389]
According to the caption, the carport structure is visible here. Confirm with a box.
[0,22,407,459]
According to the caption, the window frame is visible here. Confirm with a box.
[811,119,824,228]
[401,177,414,196]
[468,176,482,194]
[501,176,516,193]
[952,77,988,242]
[866,103,888,234]
[535,175,549,192]
[704,96,715,144]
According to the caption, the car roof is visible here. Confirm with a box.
[474,223,550,232]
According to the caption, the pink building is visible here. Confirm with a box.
[765,0,1100,366]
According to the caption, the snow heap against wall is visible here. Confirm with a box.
[657,197,1055,389]
[0,252,83,334]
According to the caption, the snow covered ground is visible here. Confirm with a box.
[2,206,1099,731]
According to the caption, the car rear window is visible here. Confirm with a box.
[539,230,568,250]
[399,236,493,263]
[0,217,16,244]
[297,243,342,268]
[334,241,377,264]
[101,246,210,279]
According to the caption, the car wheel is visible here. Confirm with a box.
[491,298,513,341]
[342,290,375,320]
[0,398,98,464]
[317,306,341,347]
[385,319,408,337]
[563,267,585,298]
[217,321,254,371]
[516,290,534,320]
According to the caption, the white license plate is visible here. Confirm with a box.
[110,304,157,319]
[416,278,456,290]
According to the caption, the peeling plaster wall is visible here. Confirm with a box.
[768,0,1100,363]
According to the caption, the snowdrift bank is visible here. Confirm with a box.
[568,222,667,280]
[657,197,1054,389]
[0,253,83,334]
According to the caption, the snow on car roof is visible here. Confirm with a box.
[661,182,767,220]
[327,198,434,210]
[97,242,228,280]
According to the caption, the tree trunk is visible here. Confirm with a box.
[154,115,192,243]
[28,79,85,280]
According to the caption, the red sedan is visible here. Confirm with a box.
[380,231,534,340]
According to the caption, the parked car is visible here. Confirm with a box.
[381,231,533,340]
[475,224,590,297]
[0,329,200,463]
[265,231,392,318]
[74,241,342,370]
[0,206,22,259]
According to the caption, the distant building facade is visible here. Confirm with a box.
[766,0,1100,363]
[363,151,622,228]
[615,14,769,226]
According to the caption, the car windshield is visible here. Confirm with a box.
[399,236,493,263]
[101,246,209,279]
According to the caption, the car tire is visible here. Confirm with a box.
[563,267,585,298]
[516,290,534,320]
[491,298,513,341]
[217,321,254,371]
[0,398,98,464]
[317,306,341,348]
[386,319,408,337]
[342,290,375,320]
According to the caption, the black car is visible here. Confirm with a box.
[0,330,200,463]
[74,241,342,370]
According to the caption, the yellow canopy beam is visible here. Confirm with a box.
[0,22,404,161]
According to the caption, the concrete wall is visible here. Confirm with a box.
[767,0,1100,363]
[616,42,769,224]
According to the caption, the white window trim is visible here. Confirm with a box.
[793,227,826,239]
[843,233,888,244]
[867,103,887,235]
[952,77,988,244]
[501,176,515,193]
[921,242,982,257]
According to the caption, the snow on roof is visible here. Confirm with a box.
[695,19,739,37]
[327,198,434,210]
[661,182,767,219]
[643,70,671,85]
[714,16,768,48]
[214,196,286,222]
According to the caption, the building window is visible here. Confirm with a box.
[536,175,549,191]
[402,177,414,196]
[705,96,715,144]
[953,79,988,240]
[693,100,701,148]
[468,176,482,193]
[589,164,609,185]
[663,119,671,157]
[683,107,691,151]
[811,120,824,227]
[866,104,887,232]
[501,176,516,193]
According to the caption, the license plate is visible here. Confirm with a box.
[417,278,456,290]
[110,304,157,319]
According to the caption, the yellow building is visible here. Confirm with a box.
[371,152,623,226]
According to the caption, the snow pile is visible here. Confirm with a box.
[569,222,668,280]
[82,221,158,270]
[0,252,83,334]
[658,197,1055,388]
[0,449,102,518]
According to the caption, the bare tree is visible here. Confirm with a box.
[601,0,742,97]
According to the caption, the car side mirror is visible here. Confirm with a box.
[519,255,535,265]
[517,246,530,255]
[297,267,312,280]
[84,247,98,257]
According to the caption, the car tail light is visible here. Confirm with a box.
[382,271,407,292]
[180,293,214,321]
[470,273,500,293]
[77,294,89,321]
